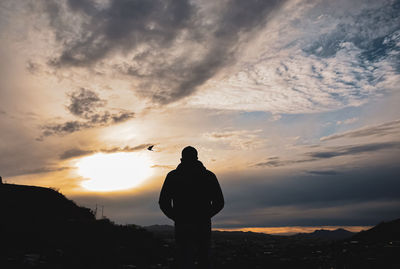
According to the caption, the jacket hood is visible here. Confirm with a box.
[176,160,206,172]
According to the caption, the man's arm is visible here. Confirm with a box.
[159,173,175,220]
[210,173,224,218]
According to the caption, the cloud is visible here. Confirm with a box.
[254,156,313,168]
[18,0,398,115]
[59,144,153,160]
[48,0,194,67]
[10,166,71,177]
[5,0,400,116]
[204,129,265,149]
[40,121,89,139]
[2,0,399,229]
[39,111,134,138]
[308,142,400,159]
[67,88,135,124]
[111,112,136,123]
[42,0,286,104]
[303,1,400,62]
[254,141,400,167]
[59,148,94,160]
[39,88,135,138]
[188,0,400,113]
[67,88,106,118]
[321,119,400,141]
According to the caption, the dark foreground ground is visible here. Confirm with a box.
[1,183,399,268]
[147,223,400,269]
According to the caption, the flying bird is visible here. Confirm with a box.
[147,145,154,151]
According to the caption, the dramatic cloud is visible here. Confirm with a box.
[40,88,135,138]
[321,119,400,141]
[111,112,136,123]
[189,0,400,113]
[67,88,106,118]
[39,113,134,138]
[42,0,285,104]
[48,0,195,67]
[1,0,399,228]
[40,121,89,138]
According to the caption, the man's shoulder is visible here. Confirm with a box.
[204,169,217,179]
[166,169,179,178]
[204,169,214,175]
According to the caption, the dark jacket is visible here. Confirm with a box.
[159,160,224,224]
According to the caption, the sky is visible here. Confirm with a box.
[0,0,399,230]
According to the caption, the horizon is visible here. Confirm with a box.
[1,0,400,230]
[143,221,372,236]
[214,226,371,236]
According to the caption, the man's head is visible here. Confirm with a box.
[181,146,198,162]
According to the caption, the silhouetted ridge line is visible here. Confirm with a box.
[294,228,355,241]
[0,183,94,224]
[0,183,172,269]
[352,218,400,242]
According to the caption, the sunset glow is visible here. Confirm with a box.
[216,226,372,236]
[76,152,153,192]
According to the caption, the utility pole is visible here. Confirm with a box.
[101,205,104,219]
[94,204,98,219]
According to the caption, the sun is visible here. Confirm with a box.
[76,152,153,192]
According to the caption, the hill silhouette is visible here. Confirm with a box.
[0,183,94,224]
[0,184,172,269]
[294,228,355,241]
[352,218,400,242]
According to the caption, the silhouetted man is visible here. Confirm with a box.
[159,146,224,269]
